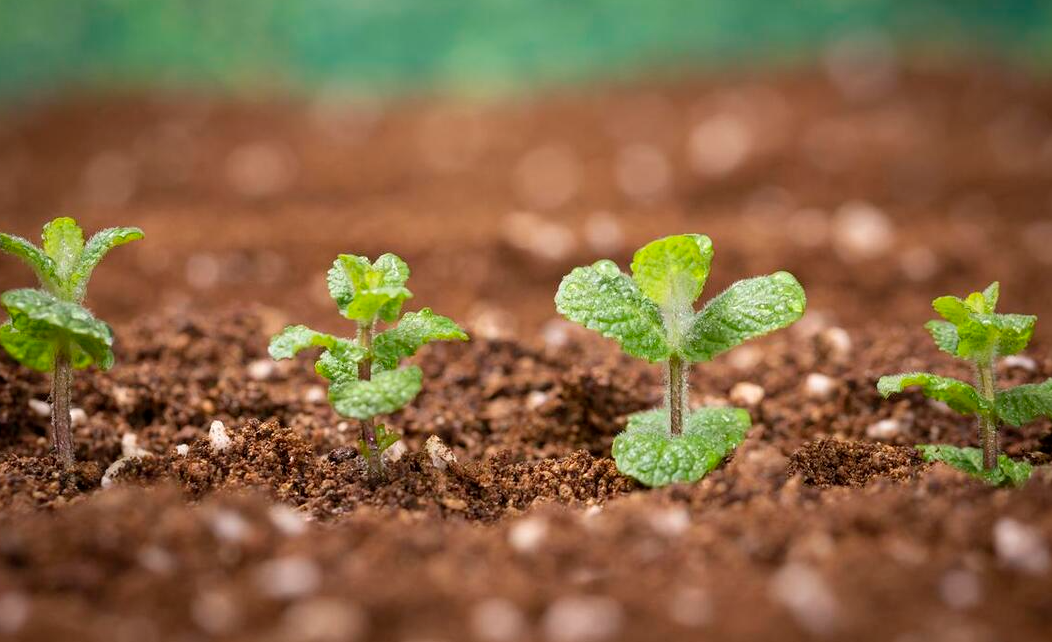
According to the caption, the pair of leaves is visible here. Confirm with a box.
[916,444,1032,487]
[926,282,1035,361]
[327,254,412,323]
[0,217,143,302]
[0,289,114,372]
[878,372,1052,427]
[555,235,806,363]
[611,407,750,487]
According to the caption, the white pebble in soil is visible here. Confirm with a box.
[469,598,528,642]
[268,504,309,537]
[209,420,232,452]
[27,399,50,418]
[305,385,328,404]
[831,200,894,262]
[804,373,836,400]
[541,596,623,642]
[993,518,1051,575]
[209,509,251,544]
[508,517,548,554]
[383,440,407,464]
[647,507,691,537]
[254,556,322,600]
[769,563,840,635]
[176,444,190,456]
[939,569,982,610]
[70,408,88,427]
[247,359,276,381]
[424,435,456,470]
[1001,355,1037,372]
[191,590,241,636]
[866,419,904,441]
[816,327,852,363]
[729,382,765,407]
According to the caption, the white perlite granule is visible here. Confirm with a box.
[209,420,232,452]
[541,596,623,642]
[424,435,456,470]
[993,518,1051,575]
[254,556,322,600]
[508,517,548,554]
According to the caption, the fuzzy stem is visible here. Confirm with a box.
[50,349,75,468]
[667,354,687,436]
[357,321,385,484]
[976,360,998,471]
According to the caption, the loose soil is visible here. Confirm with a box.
[1,65,1052,641]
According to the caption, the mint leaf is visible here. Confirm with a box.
[268,325,364,363]
[326,259,355,311]
[329,366,423,420]
[0,233,59,292]
[0,288,113,371]
[629,234,713,309]
[916,444,1031,487]
[611,407,750,487]
[995,379,1052,427]
[933,296,972,325]
[41,217,84,283]
[925,320,959,355]
[877,372,987,415]
[982,282,999,312]
[956,313,1035,359]
[334,254,414,322]
[682,272,806,362]
[315,343,363,382]
[555,259,671,362]
[345,287,413,322]
[70,226,144,301]
[372,308,468,371]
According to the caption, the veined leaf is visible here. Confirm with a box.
[932,296,972,325]
[329,365,423,420]
[995,379,1052,427]
[925,320,959,355]
[555,259,671,362]
[326,260,355,311]
[956,313,1035,359]
[372,308,468,371]
[682,272,806,362]
[0,233,59,292]
[334,253,414,322]
[268,325,364,363]
[42,217,84,283]
[630,234,713,309]
[315,343,362,382]
[345,287,413,322]
[982,282,999,312]
[916,444,1031,487]
[877,372,987,415]
[70,226,144,301]
[612,407,750,487]
[0,288,113,372]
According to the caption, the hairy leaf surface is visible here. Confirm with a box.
[0,233,58,291]
[995,379,1052,427]
[70,226,144,301]
[611,407,750,487]
[0,288,113,371]
[555,260,670,362]
[329,366,423,419]
[42,217,84,284]
[629,234,713,308]
[877,372,987,415]
[268,325,364,364]
[925,320,959,355]
[682,272,806,362]
[372,308,468,370]
[916,444,1031,487]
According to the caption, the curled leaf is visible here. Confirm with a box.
[877,372,987,415]
[329,366,423,420]
[916,444,1031,487]
[0,233,59,292]
[70,226,144,301]
[630,234,713,309]
[42,217,85,283]
[372,308,468,371]
[0,288,113,372]
[268,324,364,365]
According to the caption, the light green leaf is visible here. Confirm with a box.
[982,282,999,312]
[877,372,987,415]
[345,287,413,322]
[916,445,1031,487]
[0,321,57,372]
[70,226,144,301]
[611,407,750,487]
[42,217,85,284]
[326,259,355,310]
[359,424,401,460]
[268,325,364,364]
[555,260,671,362]
[0,288,113,372]
[372,308,468,370]
[996,379,1052,427]
[682,272,806,362]
[932,296,971,325]
[956,314,1035,359]
[629,234,713,309]
[925,320,959,355]
[315,344,362,382]
[334,253,414,322]
[0,233,59,291]
[329,366,423,420]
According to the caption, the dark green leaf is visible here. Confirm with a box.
[329,366,423,420]
[555,259,671,362]
[611,407,750,487]
[682,272,806,362]
[0,288,113,372]
[916,444,1031,487]
[956,314,1035,359]
[877,372,987,415]
[372,308,468,370]
[268,325,364,365]
[70,226,144,301]
[995,379,1052,427]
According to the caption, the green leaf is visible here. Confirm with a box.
[932,296,971,325]
[41,217,84,283]
[629,234,713,309]
[0,288,113,372]
[69,226,144,301]
[329,366,423,420]
[682,272,806,362]
[916,445,1031,487]
[0,233,59,291]
[611,407,750,487]
[345,287,413,322]
[956,314,1035,359]
[925,320,959,355]
[358,424,401,460]
[555,260,671,362]
[996,379,1052,427]
[326,259,355,310]
[315,344,362,382]
[334,254,414,322]
[877,372,987,415]
[372,308,468,370]
[268,325,364,364]
[982,282,999,312]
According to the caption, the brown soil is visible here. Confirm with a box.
[1,65,1052,641]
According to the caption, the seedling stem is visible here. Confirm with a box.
[976,360,997,470]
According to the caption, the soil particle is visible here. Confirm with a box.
[787,438,923,487]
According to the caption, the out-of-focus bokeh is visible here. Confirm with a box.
[1,0,1050,99]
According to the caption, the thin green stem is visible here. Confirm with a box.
[976,360,998,471]
[51,348,75,469]
[667,354,687,436]
[357,321,384,484]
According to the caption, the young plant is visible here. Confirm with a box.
[877,282,1047,486]
[269,253,468,484]
[555,234,806,487]
[0,217,144,468]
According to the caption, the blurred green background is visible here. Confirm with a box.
[0,0,1049,99]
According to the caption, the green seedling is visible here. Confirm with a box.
[269,253,468,484]
[878,282,1048,486]
[0,217,143,467]
[555,234,806,487]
